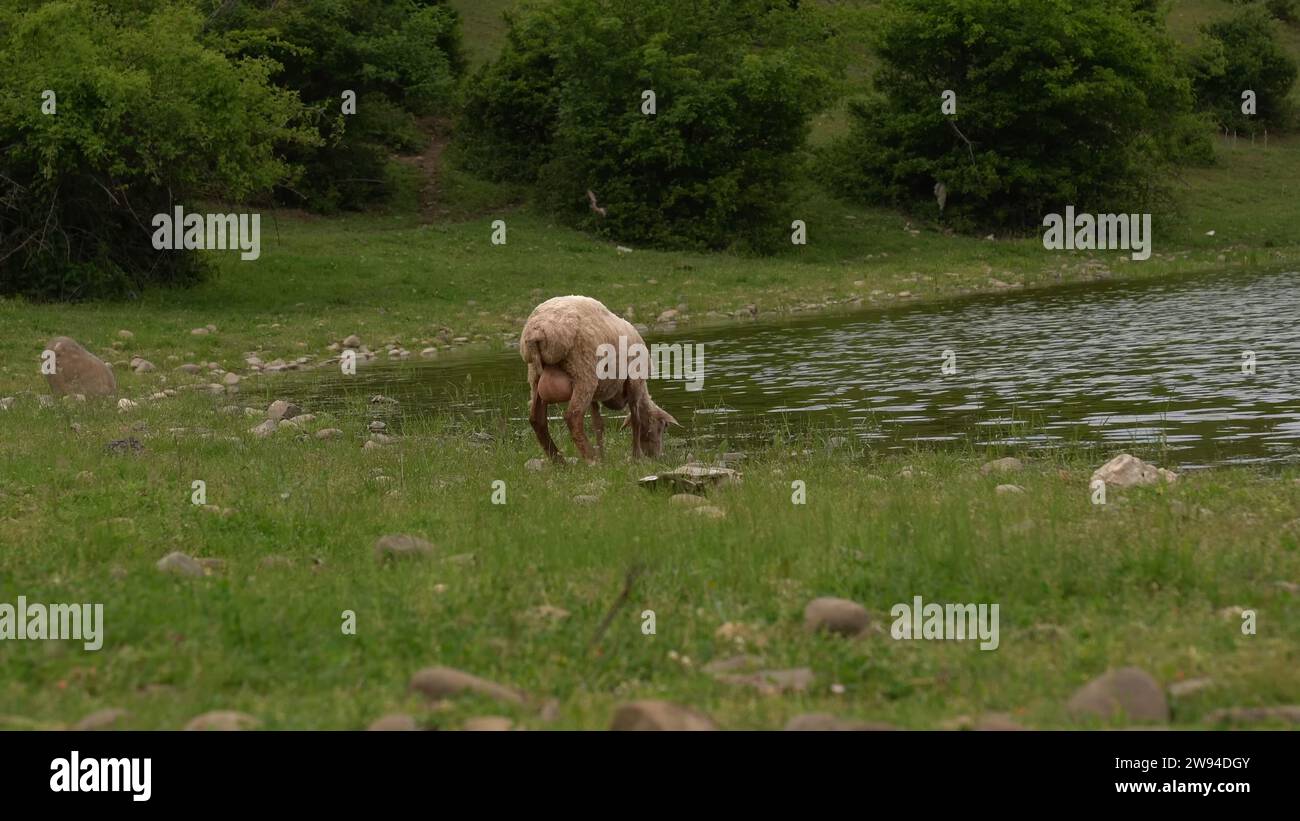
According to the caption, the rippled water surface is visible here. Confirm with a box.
[284,269,1300,468]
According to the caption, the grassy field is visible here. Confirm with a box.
[2,0,1299,730]
[1,392,1298,729]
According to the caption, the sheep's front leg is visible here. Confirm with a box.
[590,402,605,459]
[565,380,598,463]
[530,387,562,461]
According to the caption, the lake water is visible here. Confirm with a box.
[280,268,1300,469]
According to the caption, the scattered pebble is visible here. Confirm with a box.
[74,708,128,731]
[156,551,204,578]
[1066,667,1169,723]
[184,711,259,731]
[981,457,1024,475]
[803,597,870,637]
[374,534,435,561]
[367,714,418,731]
[409,667,524,705]
[463,716,514,731]
[609,700,716,731]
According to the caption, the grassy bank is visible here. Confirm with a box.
[1,392,1298,729]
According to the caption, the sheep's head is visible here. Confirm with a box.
[624,401,679,457]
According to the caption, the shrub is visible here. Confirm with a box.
[818,0,1206,232]
[1190,6,1297,134]
[204,0,465,211]
[0,1,311,300]
[459,0,843,252]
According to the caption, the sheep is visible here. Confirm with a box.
[520,295,679,462]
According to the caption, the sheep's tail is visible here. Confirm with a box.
[522,329,546,372]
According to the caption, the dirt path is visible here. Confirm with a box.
[395,117,450,222]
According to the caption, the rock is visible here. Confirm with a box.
[315,428,344,440]
[223,372,241,386]
[1168,678,1216,698]
[639,464,740,494]
[690,505,726,520]
[1066,668,1169,722]
[249,419,277,437]
[117,330,134,340]
[370,433,396,444]
[525,458,546,472]
[463,716,514,731]
[784,713,896,731]
[117,398,138,412]
[132,359,155,374]
[409,667,524,705]
[1091,454,1177,488]
[177,363,202,374]
[1203,706,1300,726]
[0,397,12,411]
[267,400,302,421]
[361,440,382,452]
[803,597,870,637]
[104,437,144,455]
[610,700,716,731]
[702,655,766,675]
[156,552,204,577]
[420,348,438,358]
[374,534,435,561]
[44,337,117,397]
[717,667,814,695]
[190,327,209,336]
[342,334,362,349]
[981,457,1023,475]
[995,484,1025,495]
[938,713,1026,731]
[668,493,709,508]
[184,711,259,731]
[368,420,387,433]
[656,308,679,323]
[367,714,418,731]
[74,708,128,730]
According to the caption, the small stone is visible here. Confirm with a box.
[702,655,766,675]
[74,708,128,730]
[656,308,679,323]
[420,348,438,358]
[717,667,814,695]
[117,330,134,340]
[190,327,209,336]
[1168,678,1216,698]
[368,420,387,433]
[803,597,870,637]
[610,700,716,731]
[981,457,1023,475]
[117,398,138,412]
[409,667,524,705]
[184,711,259,731]
[156,552,204,577]
[1091,453,1177,488]
[177,363,202,374]
[1066,668,1169,723]
[267,400,302,421]
[374,534,435,561]
[690,505,726,519]
[132,359,155,374]
[463,716,514,731]
[342,334,362,349]
[784,713,896,731]
[525,458,546,471]
[1203,706,1300,726]
[223,372,241,386]
[996,484,1025,495]
[249,419,277,437]
[315,428,344,440]
[367,714,418,731]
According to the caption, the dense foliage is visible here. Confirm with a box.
[819,0,1209,232]
[0,1,310,299]
[459,0,843,252]
[1191,6,1297,133]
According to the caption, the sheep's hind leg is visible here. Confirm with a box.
[529,388,562,461]
[590,402,605,459]
[564,381,598,464]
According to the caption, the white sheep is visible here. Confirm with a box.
[519,295,678,462]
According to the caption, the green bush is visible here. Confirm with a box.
[1190,7,1297,134]
[0,1,311,300]
[818,0,1207,232]
[205,0,465,211]
[458,0,842,252]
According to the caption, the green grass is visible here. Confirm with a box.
[1,394,1297,729]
